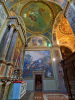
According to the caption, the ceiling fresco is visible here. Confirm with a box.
[55,0,67,8]
[6,0,67,9]
[6,0,63,43]
[20,1,54,34]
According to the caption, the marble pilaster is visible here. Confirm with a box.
[0,25,15,60]
[2,81,11,100]
[6,30,18,62]
[52,45,66,92]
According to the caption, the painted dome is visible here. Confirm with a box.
[20,1,54,34]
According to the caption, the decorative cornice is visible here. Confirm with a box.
[8,16,26,45]
[0,60,22,71]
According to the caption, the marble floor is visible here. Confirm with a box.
[21,92,69,100]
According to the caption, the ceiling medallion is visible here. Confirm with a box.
[20,1,54,34]
[59,18,73,35]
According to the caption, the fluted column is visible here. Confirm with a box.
[0,25,15,60]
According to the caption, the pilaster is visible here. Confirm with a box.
[51,44,66,92]
[2,81,11,100]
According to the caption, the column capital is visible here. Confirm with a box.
[14,29,19,33]
[9,24,16,29]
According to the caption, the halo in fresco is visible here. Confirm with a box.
[20,1,54,34]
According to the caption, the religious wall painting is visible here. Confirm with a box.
[6,0,19,9]
[20,1,54,34]
[13,36,22,67]
[10,3,25,16]
[43,37,51,47]
[32,37,43,46]
[43,27,53,42]
[10,10,17,16]
[6,0,28,9]
[26,32,33,38]
[55,0,66,8]
[23,51,53,78]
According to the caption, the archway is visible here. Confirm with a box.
[60,46,72,60]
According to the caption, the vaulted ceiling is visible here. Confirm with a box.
[6,0,64,43]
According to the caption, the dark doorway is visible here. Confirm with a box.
[35,75,42,91]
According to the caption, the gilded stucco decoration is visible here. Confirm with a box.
[59,17,73,35]
[53,12,75,52]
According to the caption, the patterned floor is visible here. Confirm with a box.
[21,92,69,100]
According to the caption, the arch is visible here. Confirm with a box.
[59,44,73,52]
[27,35,51,47]
[60,45,72,59]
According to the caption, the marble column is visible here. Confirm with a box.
[0,26,9,57]
[0,25,14,60]
[5,30,18,62]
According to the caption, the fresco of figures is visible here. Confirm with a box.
[23,51,53,78]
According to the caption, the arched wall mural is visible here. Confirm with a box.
[27,35,51,47]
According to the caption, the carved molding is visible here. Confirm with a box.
[8,17,26,45]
